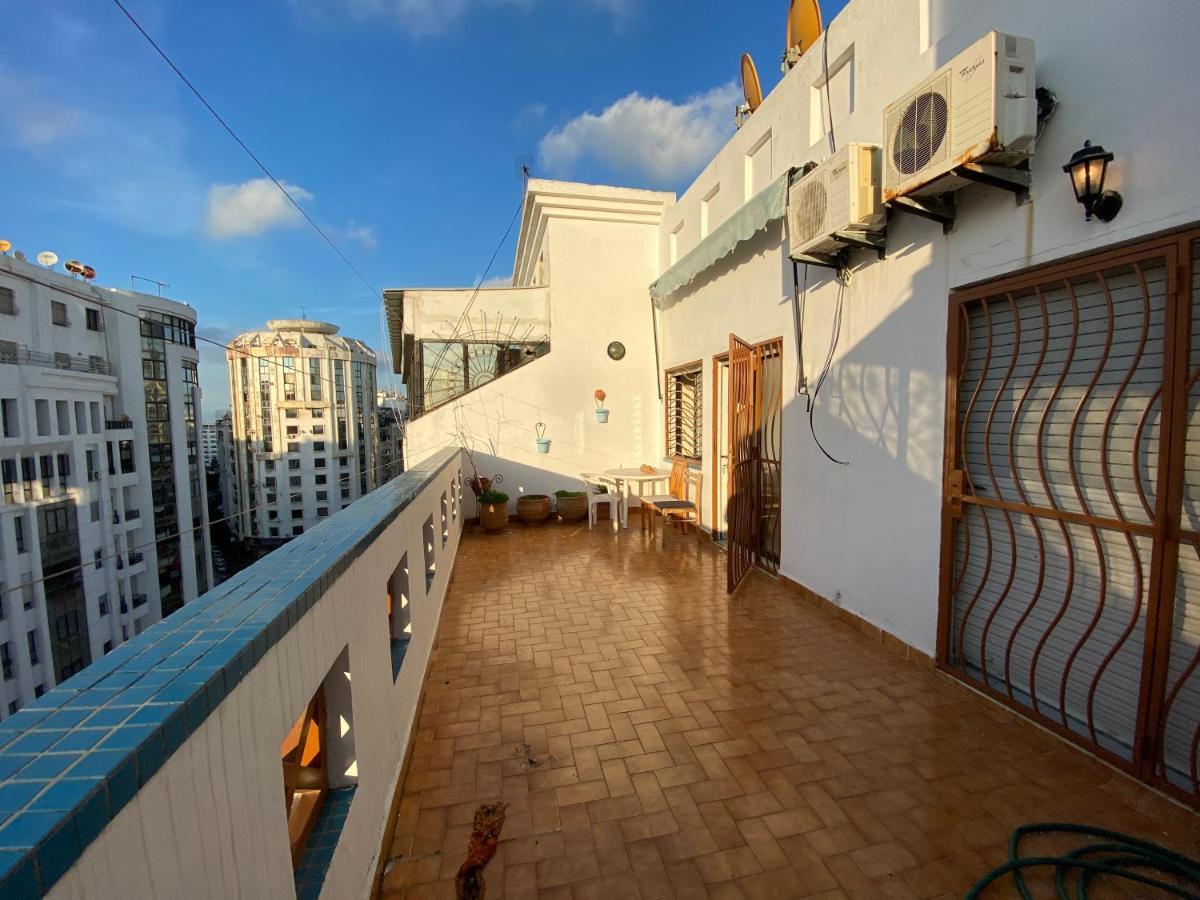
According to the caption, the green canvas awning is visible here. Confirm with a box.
[650,171,789,306]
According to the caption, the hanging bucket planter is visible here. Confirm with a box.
[535,422,551,454]
[594,389,608,423]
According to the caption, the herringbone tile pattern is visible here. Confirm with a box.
[379,524,1199,898]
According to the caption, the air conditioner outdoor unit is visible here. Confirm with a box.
[787,143,884,260]
[882,31,1036,202]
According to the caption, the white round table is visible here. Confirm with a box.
[601,467,671,528]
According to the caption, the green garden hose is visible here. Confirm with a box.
[965,823,1200,899]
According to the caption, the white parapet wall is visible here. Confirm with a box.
[0,447,465,899]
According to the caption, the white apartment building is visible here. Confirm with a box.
[226,320,379,544]
[389,0,1200,803]
[201,423,218,469]
[0,254,212,716]
[377,390,405,484]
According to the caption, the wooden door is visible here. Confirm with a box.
[728,334,759,593]
[713,355,730,542]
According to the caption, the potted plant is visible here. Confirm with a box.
[594,389,609,423]
[554,489,587,523]
[517,494,552,525]
[478,490,510,533]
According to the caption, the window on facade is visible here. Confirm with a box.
[27,630,39,665]
[0,643,11,680]
[287,442,300,454]
[665,363,703,460]
[316,490,328,501]
[313,441,325,452]
[292,526,304,536]
[289,476,302,487]
[312,425,325,435]
[99,594,109,616]
[51,300,69,326]
[1,398,17,437]
[314,458,326,469]
[315,474,327,485]
[289,459,300,470]
[2,459,15,503]
[285,409,298,419]
[269,527,279,537]
[268,510,279,521]
[286,426,298,437]
[103,640,113,654]
[90,501,101,522]
[15,516,26,553]
[35,400,50,436]
[86,308,103,331]
[0,287,15,315]
[94,549,103,569]
[291,509,303,520]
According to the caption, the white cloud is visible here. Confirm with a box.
[205,178,314,239]
[289,0,631,36]
[333,223,379,250]
[538,82,740,185]
[0,66,82,148]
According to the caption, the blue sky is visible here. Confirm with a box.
[0,0,846,420]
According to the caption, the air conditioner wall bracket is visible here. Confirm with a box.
[952,162,1031,205]
[886,194,957,234]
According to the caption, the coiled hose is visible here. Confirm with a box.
[965,823,1200,899]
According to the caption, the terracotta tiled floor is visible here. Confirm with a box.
[379,521,1199,899]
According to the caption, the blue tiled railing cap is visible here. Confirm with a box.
[0,448,461,898]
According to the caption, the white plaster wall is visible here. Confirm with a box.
[654,0,1200,653]
[46,449,466,900]
[405,188,669,512]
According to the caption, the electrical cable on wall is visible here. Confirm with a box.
[807,271,849,466]
[822,20,837,155]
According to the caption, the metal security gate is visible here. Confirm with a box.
[728,335,758,593]
[726,336,784,592]
[938,226,1200,805]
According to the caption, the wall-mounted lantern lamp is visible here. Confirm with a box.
[1063,140,1123,222]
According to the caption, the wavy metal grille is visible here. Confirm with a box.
[942,231,1200,806]
[728,335,758,593]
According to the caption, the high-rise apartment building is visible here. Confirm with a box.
[201,423,218,469]
[225,320,379,545]
[0,254,212,715]
[377,390,405,484]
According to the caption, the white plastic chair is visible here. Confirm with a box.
[582,474,624,530]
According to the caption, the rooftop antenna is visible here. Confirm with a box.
[36,251,59,269]
[131,274,169,296]
[736,53,764,127]
[782,0,823,72]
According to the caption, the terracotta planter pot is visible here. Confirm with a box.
[556,494,587,523]
[478,500,509,533]
[517,495,552,526]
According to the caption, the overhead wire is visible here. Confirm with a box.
[109,0,381,302]
[5,268,365,400]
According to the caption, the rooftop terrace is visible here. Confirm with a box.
[379,524,1199,899]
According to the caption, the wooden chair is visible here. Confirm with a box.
[641,457,702,539]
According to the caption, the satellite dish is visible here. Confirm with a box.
[37,251,59,268]
[82,265,96,280]
[784,0,823,68]
[0,240,10,254]
[65,259,84,276]
[741,53,764,113]
[13,250,26,262]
